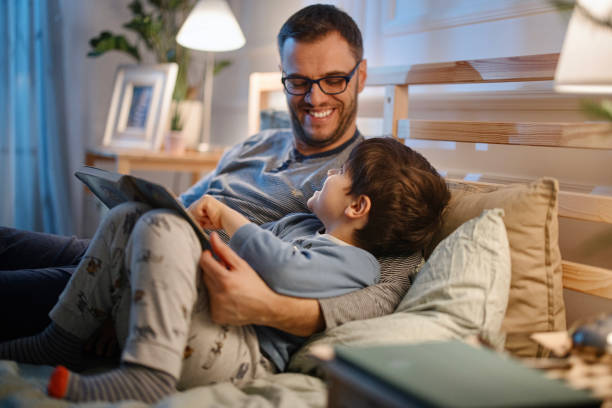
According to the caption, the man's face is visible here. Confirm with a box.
[280,31,367,155]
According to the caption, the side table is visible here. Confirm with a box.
[84,147,225,187]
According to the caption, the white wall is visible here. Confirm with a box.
[60,0,157,236]
[59,0,305,236]
[330,0,612,323]
[60,1,611,319]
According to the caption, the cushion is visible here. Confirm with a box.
[428,177,565,357]
[289,209,511,375]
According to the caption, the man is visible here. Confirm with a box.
[0,4,420,345]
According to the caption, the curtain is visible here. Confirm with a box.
[0,0,73,234]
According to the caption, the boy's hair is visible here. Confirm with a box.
[277,4,363,62]
[345,137,450,257]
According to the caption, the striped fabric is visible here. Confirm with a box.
[320,251,424,328]
[0,322,87,372]
[56,363,175,403]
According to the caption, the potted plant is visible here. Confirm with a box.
[88,0,231,147]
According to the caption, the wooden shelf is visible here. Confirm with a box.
[85,147,224,187]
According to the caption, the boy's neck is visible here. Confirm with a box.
[324,222,360,248]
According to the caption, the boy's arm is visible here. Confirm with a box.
[200,234,421,336]
[188,195,249,237]
[229,223,379,298]
[200,233,324,336]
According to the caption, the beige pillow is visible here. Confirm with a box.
[289,209,511,375]
[428,177,565,356]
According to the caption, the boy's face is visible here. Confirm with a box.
[280,31,366,154]
[307,166,353,227]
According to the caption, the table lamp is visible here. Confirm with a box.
[177,0,246,151]
[554,0,612,94]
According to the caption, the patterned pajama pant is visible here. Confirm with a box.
[49,202,275,389]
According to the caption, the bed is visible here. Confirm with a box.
[1,53,611,407]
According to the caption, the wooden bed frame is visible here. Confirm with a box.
[248,53,612,304]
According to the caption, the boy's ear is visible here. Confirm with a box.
[345,194,371,220]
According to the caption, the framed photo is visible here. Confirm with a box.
[103,63,178,150]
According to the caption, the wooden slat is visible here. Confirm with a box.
[562,260,612,299]
[445,178,612,224]
[558,191,612,224]
[367,53,559,86]
[397,119,612,149]
[383,85,408,139]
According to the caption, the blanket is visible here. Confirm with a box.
[0,360,327,408]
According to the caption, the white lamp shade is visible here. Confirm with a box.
[177,0,246,52]
[554,0,612,94]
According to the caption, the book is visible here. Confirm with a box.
[325,340,600,408]
[76,166,210,250]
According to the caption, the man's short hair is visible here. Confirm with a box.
[277,4,363,62]
[345,137,450,257]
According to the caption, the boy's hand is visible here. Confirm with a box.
[189,195,251,237]
[188,195,226,230]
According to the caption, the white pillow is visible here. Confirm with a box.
[288,209,511,375]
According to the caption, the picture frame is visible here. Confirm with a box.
[102,63,178,150]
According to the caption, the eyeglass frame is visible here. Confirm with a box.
[281,60,363,96]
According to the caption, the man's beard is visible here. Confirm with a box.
[289,96,358,150]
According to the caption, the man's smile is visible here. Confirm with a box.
[307,108,334,119]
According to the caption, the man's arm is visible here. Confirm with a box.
[200,233,324,337]
[200,234,421,336]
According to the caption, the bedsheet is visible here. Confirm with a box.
[0,360,327,408]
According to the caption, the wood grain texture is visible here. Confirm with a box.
[397,120,612,149]
[445,178,612,224]
[367,53,559,86]
[383,85,409,139]
[562,260,612,299]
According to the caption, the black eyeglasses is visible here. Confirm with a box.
[282,60,362,96]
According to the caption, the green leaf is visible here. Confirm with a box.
[87,31,141,61]
[147,0,163,9]
[550,0,575,12]
[214,59,232,75]
[581,99,612,121]
[123,16,155,51]
[170,102,184,131]
[128,0,145,16]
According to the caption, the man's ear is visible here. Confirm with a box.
[345,194,371,220]
[357,59,367,93]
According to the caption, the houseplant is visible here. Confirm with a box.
[88,0,231,140]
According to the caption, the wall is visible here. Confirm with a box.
[60,1,610,320]
[328,0,612,324]
[59,0,304,236]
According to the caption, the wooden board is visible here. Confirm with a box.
[397,120,612,149]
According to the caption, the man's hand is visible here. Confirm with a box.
[199,232,325,336]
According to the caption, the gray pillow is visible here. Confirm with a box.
[288,209,511,375]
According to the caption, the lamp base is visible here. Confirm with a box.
[197,142,211,152]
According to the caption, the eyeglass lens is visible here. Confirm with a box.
[284,76,348,95]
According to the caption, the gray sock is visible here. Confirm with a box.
[0,322,87,371]
[49,363,176,403]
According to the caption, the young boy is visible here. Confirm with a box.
[0,138,449,403]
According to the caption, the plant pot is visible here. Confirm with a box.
[165,130,186,154]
